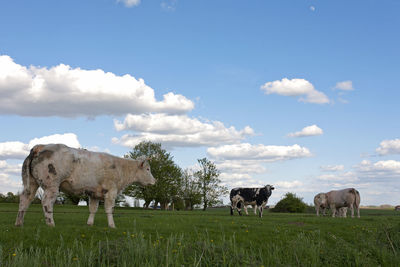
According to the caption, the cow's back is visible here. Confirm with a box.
[327,188,357,207]
[30,144,116,191]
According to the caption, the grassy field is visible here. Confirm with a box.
[0,203,399,266]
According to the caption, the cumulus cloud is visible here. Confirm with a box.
[207,143,312,162]
[113,113,254,148]
[0,173,21,194]
[0,133,80,160]
[216,160,266,175]
[0,55,194,117]
[0,161,22,175]
[334,80,354,91]
[260,78,330,104]
[0,142,29,160]
[357,160,400,178]
[376,138,400,155]
[274,180,303,189]
[117,0,141,7]
[318,172,359,183]
[310,6,316,12]
[216,160,267,188]
[320,165,345,172]
[287,124,323,138]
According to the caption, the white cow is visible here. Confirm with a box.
[316,188,360,218]
[314,193,329,216]
[15,144,156,228]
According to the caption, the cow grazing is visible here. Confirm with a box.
[316,188,360,218]
[230,185,274,218]
[15,144,156,228]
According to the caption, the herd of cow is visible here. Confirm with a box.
[14,144,361,229]
[229,186,360,218]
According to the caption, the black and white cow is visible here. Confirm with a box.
[230,185,274,218]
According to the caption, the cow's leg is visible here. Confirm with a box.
[104,189,117,228]
[15,181,39,226]
[350,203,354,218]
[316,206,320,216]
[237,201,242,216]
[330,204,337,218]
[230,201,235,215]
[244,205,249,215]
[41,186,59,227]
[258,205,263,218]
[253,205,257,215]
[87,197,99,226]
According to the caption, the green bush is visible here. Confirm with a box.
[272,192,307,213]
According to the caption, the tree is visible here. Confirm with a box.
[271,192,307,213]
[181,169,202,210]
[123,141,182,210]
[195,158,228,211]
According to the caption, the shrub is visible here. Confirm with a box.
[272,192,307,213]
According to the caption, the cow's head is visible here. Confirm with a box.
[314,193,327,207]
[136,156,156,186]
[265,185,275,192]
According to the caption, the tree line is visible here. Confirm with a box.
[123,141,227,210]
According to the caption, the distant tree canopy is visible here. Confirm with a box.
[123,141,183,210]
[272,192,307,213]
[0,192,19,203]
[181,169,202,210]
[195,158,228,211]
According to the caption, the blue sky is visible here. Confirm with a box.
[1,0,399,205]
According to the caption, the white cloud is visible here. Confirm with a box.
[0,173,22,194]
[310,6,315,12]
[207,143,312,162]
[274,180,303,189]
[260,78,330,104]
[113,113,254,148]
[287,124,323,138]
[0,161,22,175]
[0,133,81,160]
[317,172,359,182]
[216,160,266,175]
[357,159,400,178]
[161,0,177,11]
[117,0,141,8]
[376,138,400,155]
[0,142,29,160]
[320,165,345,172]
[334,80,354,91]
[0,55,194,117]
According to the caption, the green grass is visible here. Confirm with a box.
[1,203,399,266]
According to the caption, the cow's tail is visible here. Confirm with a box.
[22,145,43,192]
[350,188,361,208]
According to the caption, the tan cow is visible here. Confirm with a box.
[319,188,360,218]
[15,144,155,228]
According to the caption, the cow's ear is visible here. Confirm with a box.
[140,160,145,168]
[271,186,275,190]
